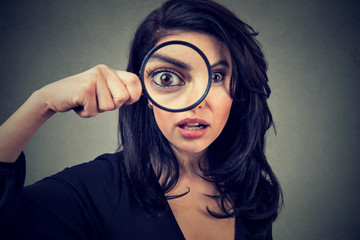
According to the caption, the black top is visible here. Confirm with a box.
[0,152,264,240]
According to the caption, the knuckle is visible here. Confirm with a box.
[98,101,115,111]
[113,91,130,104]
[90,64,109,78]
[94,64,109,71]
[127,73,140,86]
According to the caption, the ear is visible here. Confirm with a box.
[148,100,153,109]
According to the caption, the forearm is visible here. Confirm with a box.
[0,90,55,163]
[0,66,141,164]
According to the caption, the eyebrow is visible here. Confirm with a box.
[210,60,230,69]
[148,54,230,71]
[148,54,192,70]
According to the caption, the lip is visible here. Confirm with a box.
[176,118,209,126]
[176,118,209,139]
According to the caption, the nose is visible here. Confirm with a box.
[191,94,207,111]
[190,81,212,112]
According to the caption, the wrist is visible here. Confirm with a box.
[30,89,56,120]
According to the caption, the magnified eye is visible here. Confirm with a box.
[212,72,225,83]
[152,71,184,87]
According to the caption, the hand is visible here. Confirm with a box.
[38,64,142,117]
[0,65,141,163]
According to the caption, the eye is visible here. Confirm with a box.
[152,71,184,87]
[212,72,225,83]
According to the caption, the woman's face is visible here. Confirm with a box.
[152,31,233,158]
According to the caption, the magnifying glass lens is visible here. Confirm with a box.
[141,41,211,112]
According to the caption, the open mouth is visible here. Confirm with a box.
[176,119,209,138]
[178,122,208,130]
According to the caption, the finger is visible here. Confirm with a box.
[115,71,142,105]
[105,70,131,108]
[88,65,117,112]
[74,83,98,118]
[96,73,115,112]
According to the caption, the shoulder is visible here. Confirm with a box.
[27,151,128,204]
[52,151,126,186]
[18,152,129,238]
[24,151,128,218]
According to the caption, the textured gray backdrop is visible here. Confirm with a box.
[1,0,359,239]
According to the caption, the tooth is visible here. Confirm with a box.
[186,123,200,126]
[183,125,205,130]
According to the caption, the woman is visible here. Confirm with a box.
[0,0,282,239]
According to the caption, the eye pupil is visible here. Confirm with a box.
[212,72,222,82]
[160,73,173,85]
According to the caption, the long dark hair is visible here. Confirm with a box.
[118,0,282,238]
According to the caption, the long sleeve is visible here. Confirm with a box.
[0,151,256,240]
[0,153,123,240]
[0,153,26,237]
[0,152,26,222]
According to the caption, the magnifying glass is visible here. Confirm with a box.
[140,41,212,112]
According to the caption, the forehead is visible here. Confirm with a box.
[156,31,231,67]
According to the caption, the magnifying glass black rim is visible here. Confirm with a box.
[140,40,212,113]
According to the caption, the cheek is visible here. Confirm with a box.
[152,108,173,135]
[218,98,232,125]
[210,90,233,129]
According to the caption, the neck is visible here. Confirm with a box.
[171,146,208,178]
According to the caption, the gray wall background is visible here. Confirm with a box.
[1,0,359,239]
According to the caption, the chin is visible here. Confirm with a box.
[171,141,210,157]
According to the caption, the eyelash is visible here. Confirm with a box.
[211,71,226,83]
[146,68,184,87]
[147,68,180,77]
[146,69,226,85]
